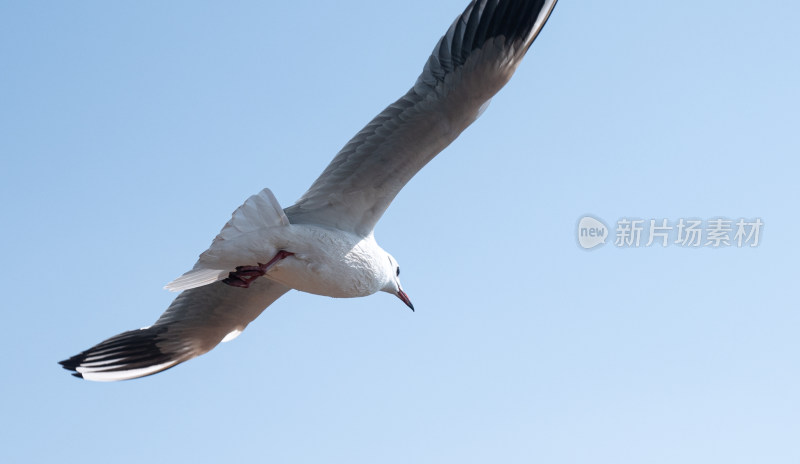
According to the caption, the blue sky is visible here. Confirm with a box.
[2,1,798,462]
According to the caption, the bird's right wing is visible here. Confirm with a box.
[60,278,290,381]
[285,0,558,237]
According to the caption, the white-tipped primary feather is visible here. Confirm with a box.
[77,359,181,382]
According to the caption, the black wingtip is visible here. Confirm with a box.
[59,355,86,379]
[59,356,80,372]
[419,0,557,90]
[57,326,190,381]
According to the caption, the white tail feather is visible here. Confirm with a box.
[220,188,289,240]
[164,188,289,292]
[165,268,228,292]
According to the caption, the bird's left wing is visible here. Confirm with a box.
[285,0,558,236]
[60,278,290,381]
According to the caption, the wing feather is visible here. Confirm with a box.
[60,0,559,382]
[285,0,558,236]
[60,279,290,381]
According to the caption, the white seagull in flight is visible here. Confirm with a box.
[60,0,558,381]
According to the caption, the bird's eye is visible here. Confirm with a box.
[396,267,400,277]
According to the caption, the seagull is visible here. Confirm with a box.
[60,0,558,381]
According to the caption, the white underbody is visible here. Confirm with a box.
[165,189,393,298]
[264,225,389,298]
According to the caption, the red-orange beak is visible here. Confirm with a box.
[396,290,414,311]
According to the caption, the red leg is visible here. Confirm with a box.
[223,250,294,288]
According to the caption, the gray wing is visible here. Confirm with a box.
[285,0,558,236]
[59,279,290,381]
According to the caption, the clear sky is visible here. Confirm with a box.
[2,1,798,463]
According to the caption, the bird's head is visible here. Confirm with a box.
[381,253,413,311]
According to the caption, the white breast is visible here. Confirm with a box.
[264,225,388,298]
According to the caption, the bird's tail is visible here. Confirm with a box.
[165,188,290,292]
